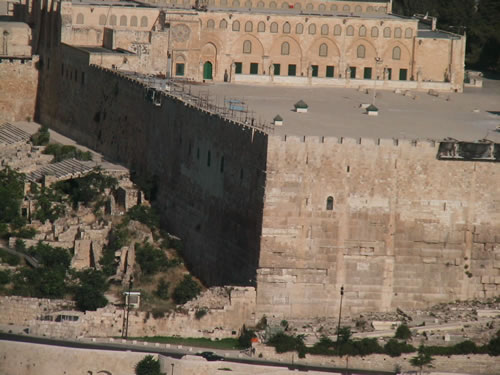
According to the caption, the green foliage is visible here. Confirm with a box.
[33,187,65,223]
[172,275,201,305]
[154,278,169,300]
[54,171,117,208]
[0,269,11,285]
[335,326,353,345]
[487,330,500,356]
[135,241,169,275]
[238,325,256,349]
[135,355,161,375]
[43,144,92,163]
[0,167,25,225]
[308,335,335,355]
[267,332,306,358]
[255,315,268,330]
[395,324,412,340]
[30,125,50,146]
[72,269,108,311]
[15,239,26,252]
[0,248,20,266]
[195,308,208,320]
[13,226,37,239]
[410,345,434,374]
[99,226,130,277]
[127,205,160,230]
[384,339,417,357]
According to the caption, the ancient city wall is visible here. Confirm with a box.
[37,58,269,286]
[0,57,39,122]
[257,136,500,318]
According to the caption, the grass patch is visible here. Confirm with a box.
[130,336,240,350]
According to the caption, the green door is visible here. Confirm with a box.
[311,65,318,77]
[399,68,408,81]
[203,61,213,80]
[364,67,372,79]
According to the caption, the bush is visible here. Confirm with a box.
[0,248,20,266]
[0,269,10,285]
[395,324,412,340]
[309,335,335,355]
[14,226,37,239]
[487,330,500,356]
[172,275,201,305]
[154,278,169,300]
[135,241,169,275]
[135,355,161,375]
[195,308,208,320]
[30,125,50,146]
[152,309,165,319]
[0,168,25,225]
[127,205,160,230]
[73,269,108,311]
[238,325,256,349]
[43,144,92,163]
[33,187,65,223]
[268,332,306,357]
[384,339,416,357]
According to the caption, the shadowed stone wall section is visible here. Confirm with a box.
[38,63,268,287]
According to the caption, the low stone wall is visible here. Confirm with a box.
[2,288,256,339]
[0,340,154,375]
[253,343,500,375]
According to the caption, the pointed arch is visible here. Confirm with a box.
[308,23,316,35]
[243,40,252,54]
[346,25,354,36]
[334,24,341,36]
[232,20,240,31]
[220,19,228,29]
[120,15,127,26]
[76,13,84,24]
[321,24,329,35]
[257,21,265,32]
[295,23,303,34]
[283,22,291,34]
[245,21,253,32]
[371,26,379,37]
[319,43,328,57]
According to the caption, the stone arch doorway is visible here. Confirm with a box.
[203,61,213,80]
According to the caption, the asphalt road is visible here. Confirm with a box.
[0,332,395,375]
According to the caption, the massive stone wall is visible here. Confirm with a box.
[37,59,268,286]
[257,136,500,318]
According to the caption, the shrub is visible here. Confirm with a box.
[33,187,65,223]
[135,355,161,375]
[238,325,256,349]
[487,330,500,356]
[0,269,10,285]
[43,144,92,163]
[135,241,169,275]
[195,308,208,320]
[127,205,160,230]
[73,269,108,311]
[268,332,306,357]
[30,125,50,146]
[154,278,169,300]
[384,339,416,357]
[152,309,165,319]
[0,248,20,266]
[0,168,25,225]
[395,324,412,340]
[353,337,384,356]
[172,275,201,305]
[309,335,335,355]
[14,226,37,239]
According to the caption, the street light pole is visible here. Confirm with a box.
[171,363,175,375]
[336,285,344,353]
[123,276,134,339]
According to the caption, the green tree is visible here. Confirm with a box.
[135,241,169,275]
[127,205,160,230]
[336,326,353,345]
[238,325,256,349]
[72,269,108,311]
[33,187,66,223]
[30,125,50,146]
[410,345,434,375]
[395,324,412,340]
[0,167,25,225]
[135,355,162,375]
[172,275,201,304]
[154,278,169,300]
[487,330,500,356]
[43,144,92,163]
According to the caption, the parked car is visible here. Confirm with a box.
[196,351,224,361]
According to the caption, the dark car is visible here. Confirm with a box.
[196,351,225,361]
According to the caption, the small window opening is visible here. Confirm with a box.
[207,150,211,166]
[220,156,225,173]
[326,196,334,210]
[197,147,200,160]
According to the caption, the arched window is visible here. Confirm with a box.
[207,19,215,29]
[120,15,127,26]
[334,24,341,36]
[326,196,334,210]
[359,25,366,37]
[130,16,138,27]
[243,40,252,54]
[232,0,240,7]
[245,21,253,32]
[306,3,313,10]
[257,0,264,7]
[270,22,278,33]
[319,43,328,57]
[220,19,228,29]
[269,1,277,8]
[245,0,252,7]
[76,13,84,24]
[346,25,354,36]
[295,23,303,34]
[392,46,401,60]
[405,28,413,38]
[281,41,290,55]
[318,3,325,11]
[281,2,289,9]
[294,3,301,10]
[99,14,107,25]
[343,5,350,11]
[109,15,117,26]
[321,24,328,35]
[354,5,362,13]
[257,21,265,32]
[378,6,386,12]
[140,16,148,27]
[367,6,373,12]
[383,27,391,38]
[283,22,291,34]
[371,26,379,37]
[308,23,316,35]
[357,44,366,58]
[232,20,240,31]
[330,4,337,11]
[394,27,402,38]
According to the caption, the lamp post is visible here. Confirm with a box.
[336,285,344,354]
[171,363,174,375]
[122,276,134,339]
[373,57,383,106]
